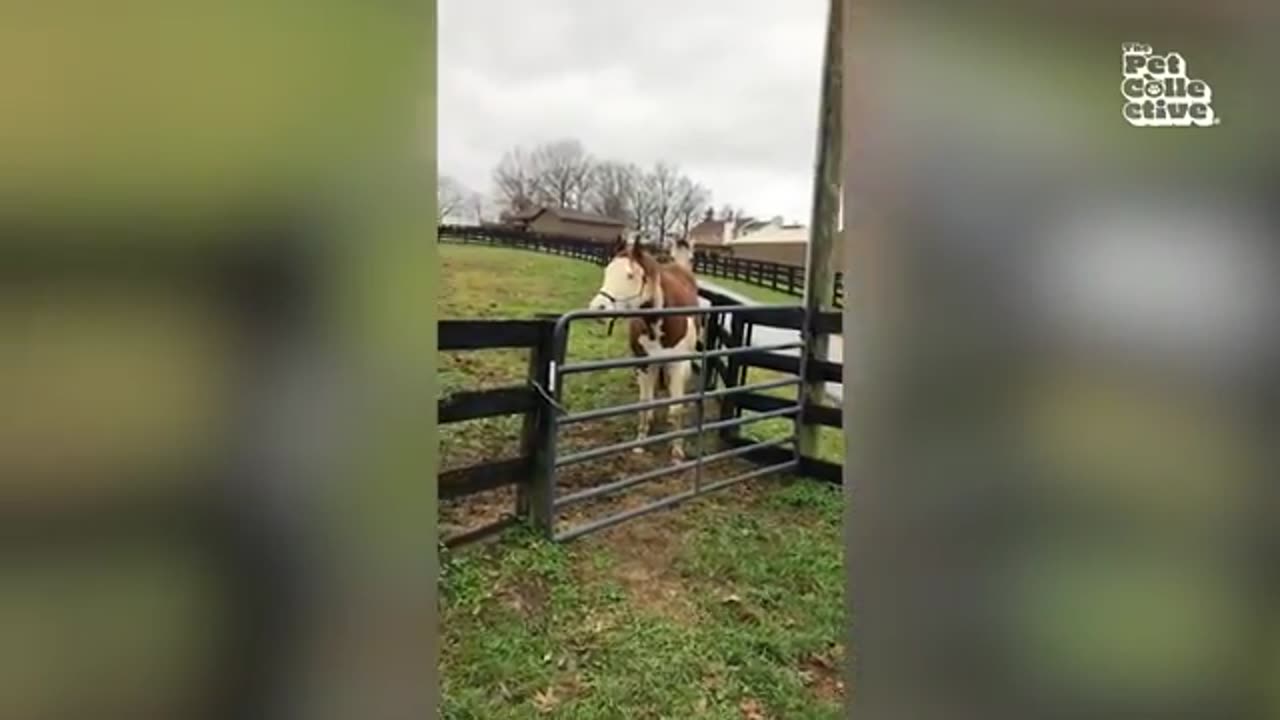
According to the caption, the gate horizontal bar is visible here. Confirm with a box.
[559,341,802,375]
[721,434,802,468]
[739,350,843,383]
[554,405,800,467]
[554,434,797,509]
[559,376,800,425]
[556,303,803,324]
[697,459,801,495]
[734,391,797,414]
[552,458,799,542]
[734,392,843,429]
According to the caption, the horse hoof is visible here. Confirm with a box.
[671,447,686,461]
[632,446,646,455]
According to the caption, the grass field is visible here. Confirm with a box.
[439,243,845,719]
[700,276,804,307]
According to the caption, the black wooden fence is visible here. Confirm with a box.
[693,253,847,307]
[438,286,843,547]
[438,316,556,547]
[440,224,613,266]
[438,224,845,308]
[698,289,844,484]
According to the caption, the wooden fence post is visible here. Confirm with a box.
[519,319,559,537]
[718,311,748,445]
[797,0,843,461]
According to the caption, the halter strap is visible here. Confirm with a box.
[595,289,646,305]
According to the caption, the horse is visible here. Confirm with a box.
[670,237,695,272]
[588,236,702,460]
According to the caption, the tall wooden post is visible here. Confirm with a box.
[798,0,843,460]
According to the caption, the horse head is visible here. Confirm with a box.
[589,232,653,312]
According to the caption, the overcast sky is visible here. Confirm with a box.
[438,0,826,224]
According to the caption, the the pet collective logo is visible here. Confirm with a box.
[1121,42,1218,127]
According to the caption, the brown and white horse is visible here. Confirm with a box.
[588,236,702,460]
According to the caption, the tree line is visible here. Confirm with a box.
[439,139,744,245]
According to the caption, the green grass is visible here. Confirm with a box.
[732,367,844,467]
[439,242,846,718]
[442,483,844,719]
[438,244,843,468]
[438,244,640,467]
[700,275,804,307]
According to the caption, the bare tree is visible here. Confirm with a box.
[492,147,538,213]
[489,142,723,241]
[674,177,711,239]
[437,175,469,222]
[625,163,659,239]
[587,160,635,222]
[645,162,684,246]
[715,204,752,240]
[465,192,488,224]
[529,139,595,210]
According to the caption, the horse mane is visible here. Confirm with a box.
[610,236,702,353]
[669,238,695,272]
[609,238,697,303]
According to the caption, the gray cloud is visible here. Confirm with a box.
[438,0,826,223]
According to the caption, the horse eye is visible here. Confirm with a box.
[626,272,634,280]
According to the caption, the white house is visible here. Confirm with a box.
[726,216,809,246]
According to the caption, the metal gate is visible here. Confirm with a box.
[526,301,814,542]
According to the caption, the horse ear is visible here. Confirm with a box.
[610,234,627,256]
[617,231,638,258]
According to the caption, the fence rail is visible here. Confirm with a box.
[438,317,554,546]
[438,270,845,546]
[439,224,845,308]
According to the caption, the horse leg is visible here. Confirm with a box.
[634,365,657,452]
[666,359,693,461]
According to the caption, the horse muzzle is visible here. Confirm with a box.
[589,289,620,312]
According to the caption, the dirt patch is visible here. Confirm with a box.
[498,575,550,620]
[553,423,775,626]
[439,391,794,558]
[440,485,519,539]
[530,672,590,715]
[439,348,531,393]
[441,401,749,535]
[738,697,773,719]
[799,643,846,703]
[555,448,763,534]
[572,502,702,621]
[561,471,781,627]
